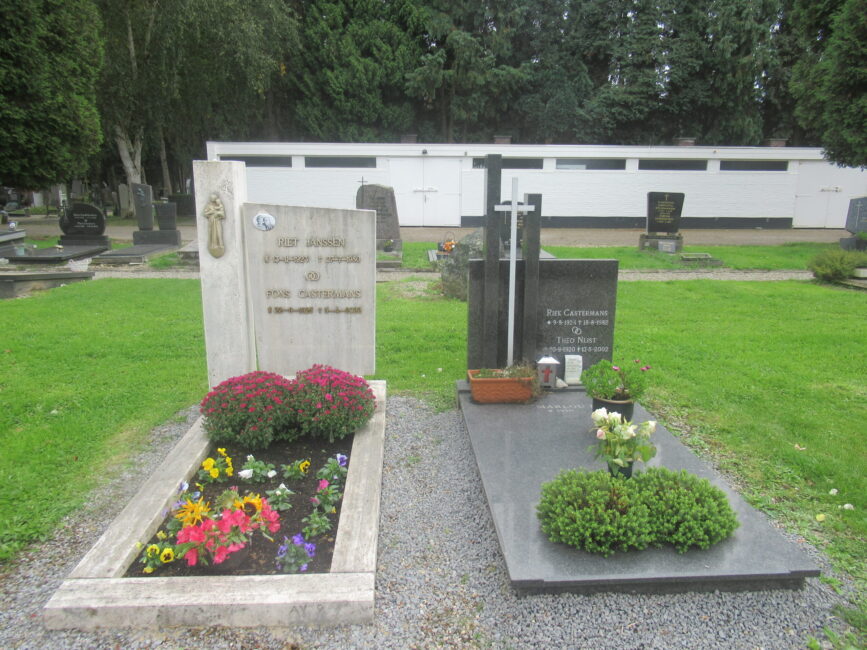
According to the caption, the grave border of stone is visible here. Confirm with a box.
[44,381,386,630]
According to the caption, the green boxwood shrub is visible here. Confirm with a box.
[808,249,867,282]
[537,467,738,556]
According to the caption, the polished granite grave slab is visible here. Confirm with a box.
[92,243,176,264]
[457,382,819,595]
[1,245,106,263]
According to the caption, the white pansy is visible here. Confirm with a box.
[267,470,277,478]
[238,469,254,479]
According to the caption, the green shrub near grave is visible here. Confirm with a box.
[537,468,738,556]
[808,249,867,282]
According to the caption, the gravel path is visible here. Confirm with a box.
[0,398,853,649]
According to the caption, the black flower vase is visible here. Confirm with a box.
[608,462,634,479]
[592,397,635,422]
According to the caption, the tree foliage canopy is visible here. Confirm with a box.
[0,0,103,188]
[3,0,865,190]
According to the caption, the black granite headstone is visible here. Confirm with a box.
[521,193,542,364]
[482,154,503,368]
[468,258,618,376]
[154,202,177,230]
[845,197,867,234]
[131,183,154,230]
[60,203,106,236]
[647,192,685,234]
[58,203,110,248]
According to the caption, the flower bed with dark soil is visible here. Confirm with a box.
[124,435,352,578]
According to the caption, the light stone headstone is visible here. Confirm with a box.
[194,161,255,387]
[564,354,583,385]
[356,184,401,249]
[243,203,376,377]
[118,184,132,217]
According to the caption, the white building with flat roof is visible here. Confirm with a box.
[206,142,866,229]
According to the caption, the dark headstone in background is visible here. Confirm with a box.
[169,193,196,217]
[155,202,177,230]
[468,258,618,376]
[58,203,110,248]
[845,197,867,234]
[356,184,401,249]
[131,183,154,230]
[647,192,685,234]
[60,203,105,236]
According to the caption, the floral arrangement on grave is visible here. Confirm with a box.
[591,407,657,476]
[467,362,541,404]
[136,473,282,573]
[581,358,651,402]
[291,364,376,442]
[199,366,375,448]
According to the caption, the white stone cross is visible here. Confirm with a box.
[494,178,534,367]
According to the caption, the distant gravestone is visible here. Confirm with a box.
[58,202,111,248]
[155,202,177,230]
[132,186,182,246]
[131,183,154,230]
[118,184,133,218]
[356,184,401,251]
[845,197,867,234]
[640,191,685,252]
[840,196,867,251]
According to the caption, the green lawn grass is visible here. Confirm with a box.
[546,242,834,270]
[401,241,438,269]
[1,275,864,638]
[0,279,207,560]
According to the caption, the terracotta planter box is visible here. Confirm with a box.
[467,370,536,404]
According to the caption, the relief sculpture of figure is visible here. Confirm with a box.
[203,193,226,258]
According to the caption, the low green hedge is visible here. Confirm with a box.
[537,467,739,556]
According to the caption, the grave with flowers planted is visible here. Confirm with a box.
[45,161,386,630]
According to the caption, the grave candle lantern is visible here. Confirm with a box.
[537,356,560,389]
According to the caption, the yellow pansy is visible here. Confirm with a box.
[143,566,155,574]
[209,468,220,479]
[175,497,211,526]
[160,548,175,563]
[202,457,216,471]
[146,544,160,558]
[156,530,167,541]
[299,460,310,474]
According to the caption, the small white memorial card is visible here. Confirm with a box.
[564,355,583,385]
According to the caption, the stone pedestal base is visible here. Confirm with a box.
[639,233,683,253]
[59,234,111,248]
[133,229,182,246]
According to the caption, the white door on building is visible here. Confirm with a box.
[794,162,850,228]
[390,157,462,226]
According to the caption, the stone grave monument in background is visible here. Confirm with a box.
[639,192,685,253]
[356,183,402,267]
[466,154,618,380]
[59,202,111,249]
[131,183,182,246]
[840,196,867,251]
[194,160,376,387]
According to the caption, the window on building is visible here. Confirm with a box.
[219,155,292,167]
[304,156,376,168]
[638,159,707,171]
[555,158,626,170]
[472,158,544,169]
[720,160,788,171]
